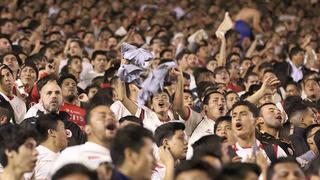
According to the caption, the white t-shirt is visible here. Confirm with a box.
[232,139,287,163]
[25,145,60,180]
[0,92,26,124]
[110,101,142,121]
[185,110,215,159]
[52,142,111,173]
[138,107,182,133]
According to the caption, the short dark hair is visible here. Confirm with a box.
[91,50,107,61]
[214,116,232,134]
[267,157,301,180]
[58,73,78,86]
[51,163,97,180]
[0,124,38,167]
[289,46,303,60]
[175,160,217,179]
[192,135,223,160]
[36,113,64,142]
[119,115,143,126]
[230,101,259,118]
[37,74,58,93]
[154,122,185,147]
[111,125,154,167]
[0,64,13,80]
[218,162,261,180]
[84,95,113,124]
[202,90,224,105]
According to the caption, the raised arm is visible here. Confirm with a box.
[246,76,280,105]
[116,79,139,116]
[172,68,189,119]
[217,33,227,67]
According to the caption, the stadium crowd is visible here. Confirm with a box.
[0,0,319,179]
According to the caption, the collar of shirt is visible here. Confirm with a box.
[37,145,60,155]
[287,59,303,82]
[85,142,110,152]
[112,170,131,180]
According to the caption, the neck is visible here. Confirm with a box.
[260,125,279,138]
[117,165,138,180]
[2,164,25,180]
[292,59,301,68]
[87,137,110,149]
[41,140,61,153]
[156,111,169,121]
[237,132,256,148]
[0,87,12,97]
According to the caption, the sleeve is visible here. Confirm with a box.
[183,108,203,137]
[277,146,288,158]
[51,149,79,174]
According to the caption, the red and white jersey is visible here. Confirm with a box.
[232,140,287,163]
[151,163,166,180]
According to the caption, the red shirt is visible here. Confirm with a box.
[60,103,86,130]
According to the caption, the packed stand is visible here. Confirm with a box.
[0,0,320,179]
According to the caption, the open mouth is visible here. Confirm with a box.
[218,106,225,113]
[275,114,282,122]
[105,123,116,131]
[158,102,165,107]
[235,122,243,130]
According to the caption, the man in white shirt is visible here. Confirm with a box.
[26,113,68,180]
[230,101,287,163]
[0,64,26,124]
[79,50,109,89]
[152,122,188,180]
[287,46,305,82]
[172,69,227,157]
[52,96,117,173]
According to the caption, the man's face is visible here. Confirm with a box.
[302,108,317,127]
[183,92,193,107]
[228,62,240,80]
[260,104,284,129]
[216,120,236,145]
[286,84,300,97]
[271,162,305,180]
[54,120,68,150]
[304,80,320,101]
[166,130,188,160]
[215,69,230,84]
[204,93,226,120]
[0,68,14,93]
[83,33,95,47]
[3,54,19,72]
[69,42,82,56]
[20,67,37,87]
[0,38,11,54]
[86,105,117,142]
[176,170,211,180]
[61,78,77,100]
[187,54,198,68]
[231,105,256,139]
[178,54,189,70]
[92,54,107,73]
[152,92,170,114]
[40,81,63,113]
[69,58,83,74]
[131,138,155,180]
[245,75,260,90]
[226,93,239,110]
[11,138,38,173]
[293,51,305,67]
